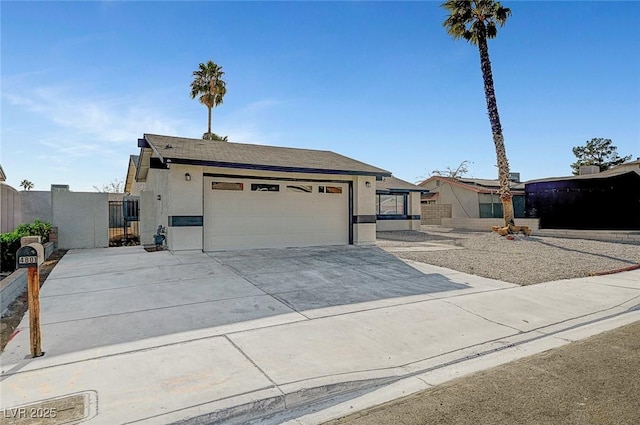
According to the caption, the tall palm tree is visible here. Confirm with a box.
[442,0,523,232]
[190,60,227,140]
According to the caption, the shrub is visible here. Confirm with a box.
[0,220,52,272]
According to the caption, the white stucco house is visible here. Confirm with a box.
[126,134,425,252]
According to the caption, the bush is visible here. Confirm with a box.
[0,220,52,272]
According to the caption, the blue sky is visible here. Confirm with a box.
[2,1,639,192]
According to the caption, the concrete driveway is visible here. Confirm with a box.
[1,245,481,360]
[1,245,638,425]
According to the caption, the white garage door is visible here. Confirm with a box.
[204,177,349,251]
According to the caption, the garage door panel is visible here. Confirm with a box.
[204,178,349,251]
[207,213,346,231]
[209,233,345,251]
[207,214,347,233]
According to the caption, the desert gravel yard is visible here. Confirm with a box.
[377,228,640,286]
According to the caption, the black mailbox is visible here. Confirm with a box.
[16,245,39,269]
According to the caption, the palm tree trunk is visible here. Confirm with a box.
[477,27,515,227]
[207,106,212,140]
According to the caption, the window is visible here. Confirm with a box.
[478,193,502,218]
[376,194,407,215]
[286,185,312,193]
[478,194,525,218]
[479,203,503,218]
[212,182,243,191]
[251,183,279,192]
[319,185,342,194]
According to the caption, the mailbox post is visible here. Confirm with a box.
[16,244,44,358]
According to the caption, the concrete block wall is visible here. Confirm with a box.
[21,191,52,224]
[535,229,640,245]
[44,241,55,258]
[421,204,452,225]
[440,217,540,232]
[48,227,58,247]
[1,269,26,315]
[52,190,109,249]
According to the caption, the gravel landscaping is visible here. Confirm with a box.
[377,228,640,286]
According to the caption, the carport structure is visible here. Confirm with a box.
[130,134,392,251]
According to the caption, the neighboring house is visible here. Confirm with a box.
[525,162,640,230]
[375,176,425,231]
[417,175,526,223]
[128,134,395,251]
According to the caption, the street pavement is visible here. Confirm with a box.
[0,245,638,425]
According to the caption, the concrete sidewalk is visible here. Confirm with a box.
[1,246,638,425]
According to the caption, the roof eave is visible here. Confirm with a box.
[124,157,135,193]
[377,188,429,194]
[135,148,153,182]
[164,157,392,178]
[140,136,164,162]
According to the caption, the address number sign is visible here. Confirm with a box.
[16,246,39,269]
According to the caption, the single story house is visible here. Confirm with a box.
[525,163,640,230]
[127,134,414,251]
[417,175,526,223]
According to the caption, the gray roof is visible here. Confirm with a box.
[601,159,640,174]
[142,134,391,177]
[458,177,525,191]
[526,168,640,184]
[377,176,427,193]
[130,155,139,167]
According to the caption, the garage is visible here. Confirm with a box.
[204,177,350,251]
[133,134,392,251]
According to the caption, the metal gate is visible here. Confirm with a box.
[108,197,140,247]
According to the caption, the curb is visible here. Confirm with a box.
[168,378,396,425]
[166,308,640,425]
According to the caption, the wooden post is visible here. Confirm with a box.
[27,267,43,357]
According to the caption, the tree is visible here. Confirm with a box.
[442,0,529,236]
[431,160,472,178]
[570,138,632,175]
[202,132,228,142]
[20,179,34,191]
[190,60,227,141]
[94,179,124,193]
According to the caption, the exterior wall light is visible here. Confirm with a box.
[365,181,371,188]
[185,173,191,181]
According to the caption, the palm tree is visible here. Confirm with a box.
[442,1,528,235]
[190,60,227,140]
[20,179,34,191]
